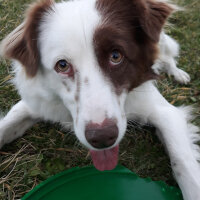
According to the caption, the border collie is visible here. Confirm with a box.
[0,0,199,199]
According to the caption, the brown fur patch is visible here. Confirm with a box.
[1,0,54,77]
[138,0,174,42]
[76,72,81,100]
[84,77,89,84]
[76,106,80,125]
[62,81,71,92]
[95,0,173,93]
[75,94,79,102]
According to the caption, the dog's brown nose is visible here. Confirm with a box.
[85,119,118,149]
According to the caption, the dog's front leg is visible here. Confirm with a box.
[126,81,200,200]
[0,100,39,149]
[150,106,200,200]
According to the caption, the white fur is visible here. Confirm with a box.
[152,32,191,84]
[125,82,200,200]
[0,1,199,200]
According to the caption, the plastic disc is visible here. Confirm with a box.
[22,165,183,200]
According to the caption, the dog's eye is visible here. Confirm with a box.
[55,60,73,76]
[56,60,70,72]
[109,50,124,65]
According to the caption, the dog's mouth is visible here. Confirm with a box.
[89,145,119,171]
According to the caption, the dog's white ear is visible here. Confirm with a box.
[0,0,54,77]
[137,0,174,42]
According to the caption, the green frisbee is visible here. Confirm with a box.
[22,165,183,200]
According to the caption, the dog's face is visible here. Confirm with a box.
[0,0,173,171]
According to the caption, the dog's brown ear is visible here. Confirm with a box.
[137,0,174,42]
[0,0,54,77]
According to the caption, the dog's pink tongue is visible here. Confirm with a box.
[90,145,119,171]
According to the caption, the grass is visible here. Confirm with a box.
[0,0,200,199]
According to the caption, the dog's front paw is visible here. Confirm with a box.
[152,61,165,75]
[171,68,191,84]
[183,188,200,200]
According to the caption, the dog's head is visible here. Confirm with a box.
[0,0,173,171]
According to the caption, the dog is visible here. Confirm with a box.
[0,0,199,199]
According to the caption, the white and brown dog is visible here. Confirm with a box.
[0,0,199,199]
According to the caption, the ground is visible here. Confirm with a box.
[0,0,199,199]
